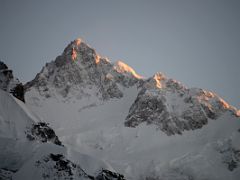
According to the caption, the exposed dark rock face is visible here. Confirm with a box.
[96,169,126,180]
[0,61,25,102]
[125,73,239,135]
[25,39,142,101]
[216,139,240,171]
[0,168,14,180]
[35,153,92,180]
[0,61,14,91]
[0,61,8,70]
[35,154,126,180]
[26,122,62,146]
[10,83,25,102]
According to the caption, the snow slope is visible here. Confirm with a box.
[0,89,124,180]
[25,39,240,179]
[25,86,240,180]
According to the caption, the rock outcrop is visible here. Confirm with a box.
[0,61,25,102]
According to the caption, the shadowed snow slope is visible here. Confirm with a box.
[25,39,240,180]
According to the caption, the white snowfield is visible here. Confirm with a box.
[25,85,240,180]
[0,89,114,180]
[24,39,240,180]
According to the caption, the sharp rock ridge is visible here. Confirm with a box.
[25,39,143,100]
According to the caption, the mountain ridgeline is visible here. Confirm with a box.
[25,39,239,135]
[25,39,142,100]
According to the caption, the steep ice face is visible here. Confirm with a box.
[125,72,239,135]
[25,39,142,101]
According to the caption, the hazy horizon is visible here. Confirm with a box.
[0,0,239,108]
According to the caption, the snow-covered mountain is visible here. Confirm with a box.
[25,39,142,101]
[126,72,239,135]
[1,38,240,180]
[23,39,240,180]
[0,64,126,180]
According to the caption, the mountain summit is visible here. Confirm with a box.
[25,38,142,100]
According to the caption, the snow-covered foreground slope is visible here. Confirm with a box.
[25,85,240,180]
[23,38,240,180]
[0,89,125,180]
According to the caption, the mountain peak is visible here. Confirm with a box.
[152,72,166,88]
[114,60,142,79]
[61,38,97,62]
[74,38,82,46]
[25,39,142,100]
[68,38,84,47]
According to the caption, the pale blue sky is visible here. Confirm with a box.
[0,0,239,108]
